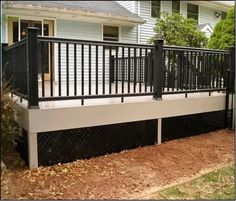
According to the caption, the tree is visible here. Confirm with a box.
[149,12,208,48]
[208,7,235,50]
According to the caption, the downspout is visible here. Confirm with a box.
[137,0,140,44]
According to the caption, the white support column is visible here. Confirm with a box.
[157,118,162,144]
[28,132,38,169]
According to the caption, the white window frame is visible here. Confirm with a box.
[150,1,161,19]
[5,14,56,43]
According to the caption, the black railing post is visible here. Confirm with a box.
[228,46,235,129]
[110,55,114,83]
[27,27,39,109]
[229,46,235,93]
[153,39,164,100]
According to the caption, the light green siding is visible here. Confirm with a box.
[57,19,102,40]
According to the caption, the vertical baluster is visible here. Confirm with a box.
[214,53,217,88]
[102,46,105,94]
[176,51,181,91]
[81,44,84,104]
[133,48,137,93]
[163,50,166,91]
[216,53,219,88]
[172,50,175,91]
[193,51,196,89]
[209,53,213,88]
[196,52,200,89]
[145,49,148,92]
[50,42,53,96]
[219,53,222,88]
[109,46,112,94]
[167,50,170,91]
[89,44,91,95]
[96,45,98,95]
[139,48,142,92]
[128,47,131,94]
[205,52,209,89]
[41,41,45,97]
[180,51,184,90]
[74,44,77,96]
[58,42,61,96]
[189,51,193,89]
[66,43,69,96]
[115,47,118,94]
[122,47,125,100]
[186,51,189,90]
[201,52,204,89]
[223,53,227,88]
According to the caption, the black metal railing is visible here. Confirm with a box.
[112,56,148,83]
[2,39,28,100]
[37,36,155,104]
[2,28,235,109]
[162,46,230,96]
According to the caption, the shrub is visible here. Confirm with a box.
[1,79,19,157]
[149,12,208,48]
[208,7,235,50]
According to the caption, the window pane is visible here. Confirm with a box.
[187,3,198,13]
[187,3,198,23]
[103,25,119,42]
[151,7,160,18]
[222,11,227,20]
[172,0,180,13]
[13,22,18,43]
[151,1,160,18]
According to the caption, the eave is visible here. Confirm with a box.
[3,4,146,27]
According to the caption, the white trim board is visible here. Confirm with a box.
[16,95,226,133]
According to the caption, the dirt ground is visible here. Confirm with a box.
[1,129,234,199]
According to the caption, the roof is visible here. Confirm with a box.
[2,1,145,25]
[197,23,213,35]
[197,23,212,30]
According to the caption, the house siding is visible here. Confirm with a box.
[55,19,139,87]
[56,19,103,85]
[199,6,221,28]
[117,1,135,13]
[1,14,7,43]
[57,19,102,41]
[120,26,137,43]
[139,1,156,44]
[132,1,225,44]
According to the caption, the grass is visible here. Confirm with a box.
[149,165,235,200]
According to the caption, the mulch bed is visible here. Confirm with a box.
[1,129,234,199]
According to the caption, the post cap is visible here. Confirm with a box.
[154,39,164,45]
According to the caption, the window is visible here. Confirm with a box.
[151,1,161,18]
[221,11,227,20]
[187,3,199,23]
[172,0,180,13]
[103,25,119,42]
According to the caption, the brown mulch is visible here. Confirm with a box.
[1,129,234,199]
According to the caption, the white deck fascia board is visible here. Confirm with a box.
[16,95,226,133]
